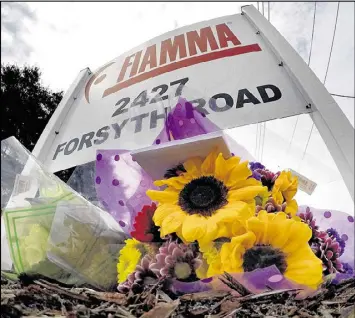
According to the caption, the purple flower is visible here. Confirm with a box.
[299,207,319,244]
[341,263,354,276]
[326,228,346,256]
[251,170,262,181]
[249,162,265,171]
[326,228,340,240]
[313,231,343,275]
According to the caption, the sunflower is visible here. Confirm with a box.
[146,150,267,244]
[271,171,298,217]
[208,211,323,289]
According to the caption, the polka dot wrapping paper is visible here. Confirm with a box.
[95,149,158,235]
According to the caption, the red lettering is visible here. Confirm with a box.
[216,24,241,48]
[186,26,219,56]
[103,44,262,97]
[160,34,187,65]
[138,45,157,73]
[130,50,142,77]
[117,54,135,82]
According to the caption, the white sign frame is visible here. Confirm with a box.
[32,5,354,201]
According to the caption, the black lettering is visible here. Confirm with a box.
[64,138,79,155]
[131,113,149,133]
[111,119,129,139]
[94,126,110,145]
[236,89,261,108]
[112,97,130,118]
[257,84,282,103]
[150,85,168,104]
[209,93,233,112]
[78,132,95,151]
[131,90,149,107]
[53,142,66,160]
[189,98,209,115]
[150,107,171,129]
[170,77,189,96]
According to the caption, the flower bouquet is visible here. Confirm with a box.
[93,98,354,297]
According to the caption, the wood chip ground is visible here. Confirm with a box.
[1,273,354,318]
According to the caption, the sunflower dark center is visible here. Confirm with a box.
[179,176,228,216]
[242,245,287,274]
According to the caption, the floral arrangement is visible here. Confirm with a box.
[1,100,353,298]
[116,150,353,294]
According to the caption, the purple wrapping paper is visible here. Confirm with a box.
[160,97,220,142]
[171,265,314,298]
[95,150,158,234]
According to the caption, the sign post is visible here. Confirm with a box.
[31,68,92,165]
[241,5,354,201]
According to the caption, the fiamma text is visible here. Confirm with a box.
[85,23,261,102]
[53,83,282,161]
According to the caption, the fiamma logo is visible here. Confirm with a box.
[85,23,261,103]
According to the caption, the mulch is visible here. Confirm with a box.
[1,272,354,318]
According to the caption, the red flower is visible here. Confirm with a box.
[131,203,162,242]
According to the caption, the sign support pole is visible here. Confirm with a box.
[31,68,92,169]
[241,5,354,201]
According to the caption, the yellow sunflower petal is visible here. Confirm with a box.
[274,171,287,189]
[198,218,219,245]
[227,219,249,237]
[268,217,294,249]
[285,199,298,217]
[225,161,252,187]
[286,245,320,264]
[260,212,285,243]
[283,186,298,202]
[212,201,250,223]
[214,153,229,182]
[153,204,183,226]
[181,214,207,242]
[201,148,219,175]
[246,216,267,244]
[255,210,270,244]
[228,186,267,202]
[271,190,284,205]
[207,260,223,277]
[281,221,312,254]
[160,211,186,237]
[184,157,203,178]
[230,177,263,190]
[146,189,179,204]
[285,257,323,290]
[225,156,241,172]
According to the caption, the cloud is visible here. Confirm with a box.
[1,2,37,62]
[270,2,317,62]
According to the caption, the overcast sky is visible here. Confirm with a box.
[1,2,354,214]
